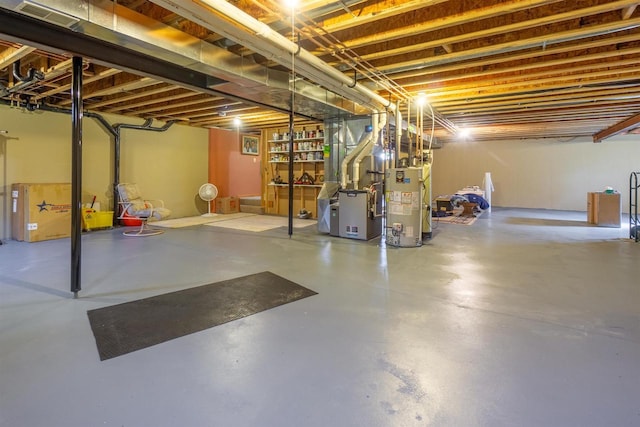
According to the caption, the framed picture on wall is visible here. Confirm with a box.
[241,135,259,156]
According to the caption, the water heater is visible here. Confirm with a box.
[385,167,424,247]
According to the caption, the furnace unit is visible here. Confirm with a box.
[338,184,382,240]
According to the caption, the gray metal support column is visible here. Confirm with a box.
[70,56,83,297]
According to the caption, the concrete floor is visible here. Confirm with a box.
[1,208,638,427]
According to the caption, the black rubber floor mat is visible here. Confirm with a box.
[87,271,317,361]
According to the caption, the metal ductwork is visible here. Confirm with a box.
[353,111,386,190]
[341,124,373,189]
[0,0,365,119]
[150,0,394,114]
[143,0,399,190]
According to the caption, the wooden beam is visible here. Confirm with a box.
[88,84,177,109]
[104,89,193,112]
[389,32,640,82]
[622,4,637,19]
[360,15,640,71]
[434,86,640,111]
[593,112,640,142]
[312,0,448,35]
[34,68,121,101]
[399,47,640,89]
[420,66,640,98]
[56,76,157,106]
[135,97,226,116]
[0,45,36,69]
[402,52,639,92]
[326,0,635,55]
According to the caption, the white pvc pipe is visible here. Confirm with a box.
[483,172,494,212]
[395,102,402,165]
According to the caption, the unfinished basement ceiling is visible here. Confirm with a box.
[2,0,640,142]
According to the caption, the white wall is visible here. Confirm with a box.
[432,135,640,211]
[0,105,209,240]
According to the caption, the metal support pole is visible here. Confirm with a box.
[70,56,83,298]
[288,110,294,237]
[287,15,296,237]
[113,133,120,223]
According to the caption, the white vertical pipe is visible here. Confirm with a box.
[395,101,402,166]
[483,172,494,212]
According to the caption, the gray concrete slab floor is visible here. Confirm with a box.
[0,208,638,426]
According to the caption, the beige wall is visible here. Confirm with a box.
[432,135,640,211]
[3,103,638,239]
[0,105,209,240]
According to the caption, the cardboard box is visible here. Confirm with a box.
[587,192,621,227]
[12,183,72,242]
[215,196,239,214]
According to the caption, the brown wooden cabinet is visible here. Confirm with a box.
[263,127,325,219]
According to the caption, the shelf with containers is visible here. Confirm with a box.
[263,126,326,219]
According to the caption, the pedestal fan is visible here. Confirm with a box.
[198,183,218,217]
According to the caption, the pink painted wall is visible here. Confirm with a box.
[209,128,261,201]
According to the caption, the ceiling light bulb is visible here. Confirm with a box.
[233,117,241,127]
[416,92,427,106]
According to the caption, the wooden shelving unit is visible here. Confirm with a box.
[262,127,325,219]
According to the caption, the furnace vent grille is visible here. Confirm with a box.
[14,2,79,28]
